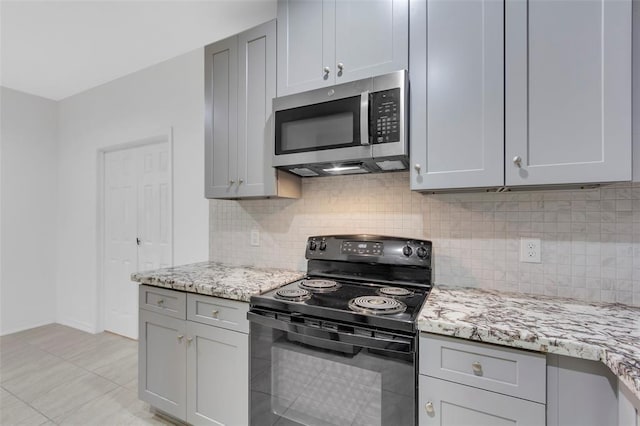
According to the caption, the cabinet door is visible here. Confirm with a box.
[277,0,335,96]
[237,20,277,197]
[205,36,239,198]
[335,0,408,84]
[410,0,503,190]
[505,0,632,186]
[419,375,545,426]
[139,309,187,421]
[186,321,249,426]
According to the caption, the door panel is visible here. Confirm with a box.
[277,0,333,96]
[104,149,138,339]
[187,321,249,426]
[237,21,277,197]
[419,375,545,426]
[104,140,172,339]
[139,309,187,421]
[335,0,408,83]
[205,37,239,197]
[505,0,632,185]
[137,142,172,272]
[410,0,503,190]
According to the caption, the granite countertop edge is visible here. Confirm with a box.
[418,285,640,402]
[131,261,305,303]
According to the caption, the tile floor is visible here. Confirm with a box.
[0,324,176,425]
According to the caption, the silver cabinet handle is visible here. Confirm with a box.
[211,309,219,318]
[177,334,184,342]
[337,62,344,72]
[425,401,435,415]
[157,299,164,306]
[414,164,421,173]
[323,66,331,75]
[229,179,235,185]
[472,361,483,375]
[186,336,193,344]
[238,179,244,184]
[513,156,522,167]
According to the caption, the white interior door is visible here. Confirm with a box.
[103,140,172,339]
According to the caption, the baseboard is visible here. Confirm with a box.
[56,317,98,334]
[0,320,56,336]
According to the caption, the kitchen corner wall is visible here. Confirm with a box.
[210,172,640,307]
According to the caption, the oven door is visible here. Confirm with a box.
[248,311,417,426]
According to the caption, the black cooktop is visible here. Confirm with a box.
[250,277,430,333]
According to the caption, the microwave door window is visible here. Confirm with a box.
[281,112,354,152]
[275,95,362,155]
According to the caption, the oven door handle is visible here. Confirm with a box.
[247,311,414,354]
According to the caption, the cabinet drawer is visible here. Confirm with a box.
[187,294,249,334]
[139,285,186,319]
[419,375,546,426]
[420,334,546,403]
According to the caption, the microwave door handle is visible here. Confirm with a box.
[360,91,370,146]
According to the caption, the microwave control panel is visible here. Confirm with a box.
[371,88,401,144]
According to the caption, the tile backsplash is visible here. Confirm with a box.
[210,172,640,306]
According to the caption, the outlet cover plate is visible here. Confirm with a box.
[250,229,260,247]
[520,238,541,263]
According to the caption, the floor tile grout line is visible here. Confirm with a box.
[1,384,56,424]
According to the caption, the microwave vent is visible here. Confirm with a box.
[376,160,407,171]
[289,168,319,177]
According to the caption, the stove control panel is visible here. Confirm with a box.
[341,241,383,256]
[306,235,432,267]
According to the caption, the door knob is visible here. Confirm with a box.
[337,62,344,72]
[513,156,522,168]
[323,66,331,75]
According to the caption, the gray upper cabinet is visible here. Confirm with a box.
[409,0,504,190]
[277,0,408,97]
[505,0,632,186]
[205,20,301,199]
[410,0,632,191]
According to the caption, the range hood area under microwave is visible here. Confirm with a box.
[272,70,408,177]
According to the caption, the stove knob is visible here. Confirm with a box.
[309,241,317,251]
[402,245,413,257]
[417,247,428,259]
[319,241,327,251]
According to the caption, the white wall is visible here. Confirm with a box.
[56,49,208,332]
[1,87,58,335]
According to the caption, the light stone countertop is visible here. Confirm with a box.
[131,261,305,302]
[418,286,640,401]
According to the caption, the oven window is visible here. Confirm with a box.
[250,322,415,426]
[275,96,362,155]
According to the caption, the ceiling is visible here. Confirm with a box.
[0,0,276,101]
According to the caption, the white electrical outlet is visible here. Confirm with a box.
[520,238,541,263]
[250,229,260,247]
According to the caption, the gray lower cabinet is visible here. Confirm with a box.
[186,321,248,426]
[139,309,187,420]
[419,334,546,426]
[410,0,632,191]
[276,0,408,96]
[204,20,300,199]
[419,376,546,426]
[138,285,249,426]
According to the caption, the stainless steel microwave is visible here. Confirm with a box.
[272,70,408,177]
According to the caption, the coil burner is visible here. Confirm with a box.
[377,287,414,298]
[348,296,407,315]
[298,279,341,293]
[274,288,311,302]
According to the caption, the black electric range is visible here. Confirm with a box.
[250,234,433,334]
